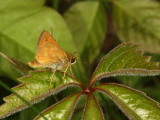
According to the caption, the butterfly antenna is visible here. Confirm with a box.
[77,59,91,66]
[50,28,57,42]
[73,52,91,66]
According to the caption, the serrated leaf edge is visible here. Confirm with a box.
[92,68,160,84]
[18,69,82,84]
[91,43,135,77]
[0,83,81,119]
[90,43,160,87]
[94,83,160,120]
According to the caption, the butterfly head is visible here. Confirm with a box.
[67,53,76,64]
[70,57,76,64]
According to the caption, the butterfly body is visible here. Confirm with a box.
[28,31,76,70]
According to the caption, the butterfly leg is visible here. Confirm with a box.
[63,64,70,79]
[49,64,62,88]
[69,65,74,76]
[49,69,56,88]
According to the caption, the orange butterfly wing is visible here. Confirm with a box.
[35,31,68,65]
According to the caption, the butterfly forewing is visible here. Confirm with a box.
[36,31,68,65]
[28,31,76,70]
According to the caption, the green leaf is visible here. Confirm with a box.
[82,94,104,120]
[64,1,107,63]
[34,92,82,120]
[71,95,86,120]
[0,70,83,119]
[112,0,160,53]
[90,43,160,87]
[0,0,74,79]
[0,80,48,120]
[1,0,45,8]
[0,52,33,74]
[95,83,160,120]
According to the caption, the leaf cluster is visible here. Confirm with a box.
[0,0,160,120]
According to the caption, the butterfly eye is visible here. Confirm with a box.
[71,58,76,64]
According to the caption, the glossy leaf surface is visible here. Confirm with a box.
[90,43,160,86]
[34,92,82,120]
[82,94,104,120]
[95,83,160,120]
[0,70,82,119]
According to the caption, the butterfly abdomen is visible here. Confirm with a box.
[28,60,40,67]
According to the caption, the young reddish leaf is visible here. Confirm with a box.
[0,70,83,119]
[34,92,83,120]
[90,43,160,87]
[95,83,160,120]
[0,52,33,74]
[82,94,104,120]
